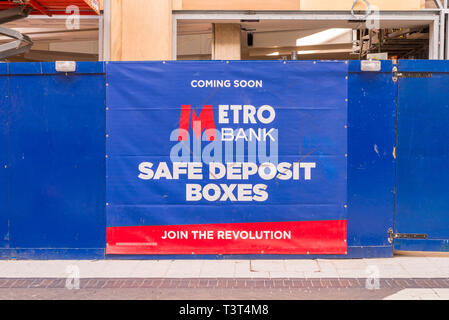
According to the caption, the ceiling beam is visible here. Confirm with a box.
[248,51,353,60]
[27,0,52,17]
[248,43,353,57]
[23,49,98,61]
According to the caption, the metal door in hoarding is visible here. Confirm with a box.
[394,60,449,252]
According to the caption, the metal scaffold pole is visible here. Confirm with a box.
[441,0,449,60]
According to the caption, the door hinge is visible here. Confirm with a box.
[392,66,400,83]
[388,228,428,243]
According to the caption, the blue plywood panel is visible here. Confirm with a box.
[0,66,10,248]
[0,60,400,259]
[6,63,106,254]
[398,59,449,73]
[395,60,449,251]
[347,61,396,255]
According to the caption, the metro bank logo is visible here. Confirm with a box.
[178,105,216,141]
[176,104,278,145]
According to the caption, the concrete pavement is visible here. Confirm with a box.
[0,256,448,278]
[0,256,448,299]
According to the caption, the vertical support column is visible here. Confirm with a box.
[103,0,111,61]
[98,12,104,61]
[110,0,173,61]
[212,23,241,60]
[440,9,446,59]
[172,15,177,60]
[429,19,440,59]
[445,0,449,59]
[447,13,449,60]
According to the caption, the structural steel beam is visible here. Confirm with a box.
[0,26,32,60]
[434,0,443,9]
[0,6,33,60]
[0,5,32,24]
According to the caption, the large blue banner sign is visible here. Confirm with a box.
[106,61,348,255]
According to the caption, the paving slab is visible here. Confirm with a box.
[0,257,447,279]
[384,289,449,300]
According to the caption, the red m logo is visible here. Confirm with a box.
[178,105,216,141]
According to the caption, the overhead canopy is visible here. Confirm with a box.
[0,0,100,16]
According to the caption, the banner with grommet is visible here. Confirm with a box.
[105,60,348,255]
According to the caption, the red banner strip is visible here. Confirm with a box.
[107,220,347,255]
